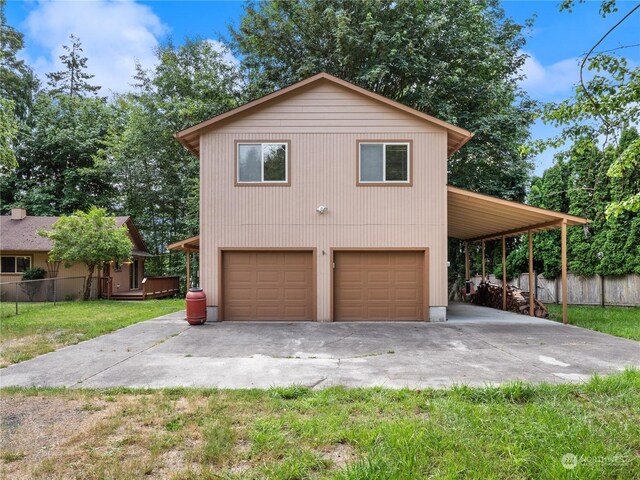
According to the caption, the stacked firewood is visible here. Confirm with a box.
[473,281,548,318]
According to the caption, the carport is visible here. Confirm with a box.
[447,186,589,324]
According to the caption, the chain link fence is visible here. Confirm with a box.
[0,276,87,316]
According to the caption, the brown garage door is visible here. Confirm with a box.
[334,250,426,321]
[222,250,315,321]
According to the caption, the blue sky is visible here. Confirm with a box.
[5,0,640,176]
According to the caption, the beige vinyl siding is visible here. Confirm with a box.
[200,83,449,321]
[206,82,444,134]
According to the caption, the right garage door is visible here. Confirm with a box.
[333,250,426,321]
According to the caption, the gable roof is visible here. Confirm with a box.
[0,215,148,254]
[175,72,474,157]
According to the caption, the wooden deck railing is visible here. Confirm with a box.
[99,277,113,299]
[142,276,180,300]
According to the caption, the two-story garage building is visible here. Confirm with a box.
[173,73,587,323]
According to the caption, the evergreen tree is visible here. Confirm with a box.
[46,34,101,97]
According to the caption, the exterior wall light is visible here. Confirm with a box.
[316,206,328,214]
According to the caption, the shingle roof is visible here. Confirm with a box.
[0,216,130,252]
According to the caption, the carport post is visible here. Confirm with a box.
[502,235,507,310]
[561,219,568,324]
[529,230,534,317]
[186,249,191,289]
[464,241,470,280]
[481,240,485,282]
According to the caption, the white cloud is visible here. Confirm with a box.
[519,52,581,99]
[206,39,239,68]
[23,0,168,94]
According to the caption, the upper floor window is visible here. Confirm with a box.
[1,255,31,273]
[358,141,411,185]
[236,142,289,185]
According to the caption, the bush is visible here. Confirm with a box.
[21,267,46,281]
[20,267,47,301]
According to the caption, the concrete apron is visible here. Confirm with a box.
[1,304,638,389]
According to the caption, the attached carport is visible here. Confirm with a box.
[169,187,589,324]
[447,186,590,324]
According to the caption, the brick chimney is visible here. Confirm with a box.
[11,208,27,220]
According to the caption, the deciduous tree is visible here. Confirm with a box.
[39,207,132,300]
[231,0,536,200]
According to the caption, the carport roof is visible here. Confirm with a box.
[167,235,200,252]
[447,186,589,241]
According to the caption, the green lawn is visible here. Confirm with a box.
[548,305,640,341]
[1,370,639,479]
[0,299,185,367]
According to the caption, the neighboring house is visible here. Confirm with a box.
[174,73,587,322]
[0,208,153,300]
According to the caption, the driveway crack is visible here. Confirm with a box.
[72,326,190,387]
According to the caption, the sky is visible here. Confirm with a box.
[5,0,640,176]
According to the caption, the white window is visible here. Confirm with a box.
[358,142,410,184]
[237,143,288,184]
[1,255,31,273]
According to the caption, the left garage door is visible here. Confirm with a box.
[221,251,315,321]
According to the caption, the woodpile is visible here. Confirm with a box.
[472,281,548,318]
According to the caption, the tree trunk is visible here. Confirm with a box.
[84,264,95,300]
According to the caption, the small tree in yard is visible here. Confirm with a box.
[39,207,132,300]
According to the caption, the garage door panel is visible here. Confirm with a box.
[365,305,391,319]
[367,288,390,301]
[395,270,420,283]
[223,251,314,321]
[284,288,308,300]
[227,271,253,283]
[367,271,391,283]
[256,288,280,300]
[284,253,311,266]
[256,271,281,283]
[395,306,420,319]
[396,288,420,300]
[337,288,363,301]
[334,251,424,321]
[255,255,279,266]
[284,306,309,318]
[227,288,254,300]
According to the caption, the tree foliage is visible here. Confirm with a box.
[103,39,241,276]
[231,0,536,201]
[39,207,132,300]
[506,129,640,278]
[1,93,115,215]
[0,0,38,121]
[46,34,101,98]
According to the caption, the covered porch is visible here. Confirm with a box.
[167,235,200,289]
[99,251,180,300]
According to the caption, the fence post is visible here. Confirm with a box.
[15,282,18,315]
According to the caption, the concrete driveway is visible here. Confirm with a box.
[1,303,638,389]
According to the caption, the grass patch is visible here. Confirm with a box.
[548,305,640,341]
[0,299,184,367]
[1,370,639,479]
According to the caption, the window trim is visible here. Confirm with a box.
[356,140,413,186]
[0,254,32,274]
[235,140,291,186]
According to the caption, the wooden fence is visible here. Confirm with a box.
[470,273,640,307]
